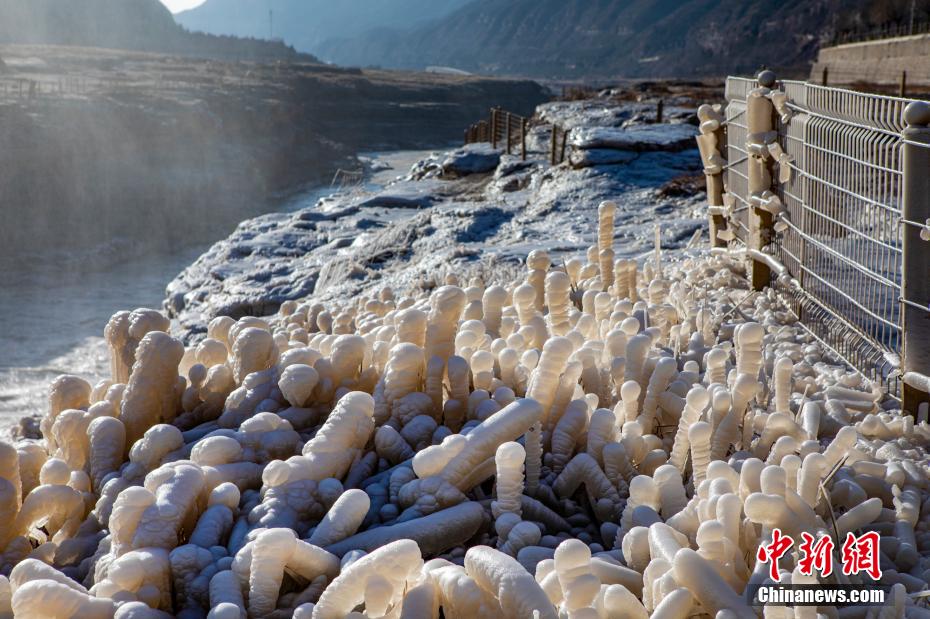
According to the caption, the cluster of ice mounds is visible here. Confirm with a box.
[3,200,930,618]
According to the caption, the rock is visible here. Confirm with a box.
[495,155,536,179]
[569,124,698,152]
[357,195,432,209]
[442,144,502,177]
[569,149,639,168]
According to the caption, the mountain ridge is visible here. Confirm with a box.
[0,0,307,61]
[177,0,930,79]
[175,0,472,57]
[317,0,843,78]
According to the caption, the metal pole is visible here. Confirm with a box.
[901,101,930,415]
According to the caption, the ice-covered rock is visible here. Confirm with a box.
[569,149,640,168]
[569,124,698,153]
[441,143,502,177]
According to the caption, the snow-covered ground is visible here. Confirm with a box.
[165,100,704,343]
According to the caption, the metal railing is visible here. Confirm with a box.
[831,20,930,46]
[712,75,930,407]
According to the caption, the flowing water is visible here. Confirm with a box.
[0,149,434,435]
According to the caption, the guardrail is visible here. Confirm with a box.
[831,20,930,46]
[702,72,930,413]
[465,106,570,165]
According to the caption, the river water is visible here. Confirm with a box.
[0,149,434,435]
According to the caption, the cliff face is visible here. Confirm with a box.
[0,45,547,261]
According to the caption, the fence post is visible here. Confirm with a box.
[696,104,728,248]
[746,70,778,290]
[550,125,558,166]
[900,71,907,98]
[560,129,570,164]
[521,118,528,161]
[901,101,930,415]
[656,99,664,124]
[821,66,829,86]
[491,108,498,150]
[505,112,512,155]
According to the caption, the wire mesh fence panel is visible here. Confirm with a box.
[724,86,751,243]
[724,77,911,395]
[772,90,807,295]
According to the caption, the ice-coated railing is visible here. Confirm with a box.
[714,75,930,409]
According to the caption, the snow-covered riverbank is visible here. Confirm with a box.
[164,100,705,344]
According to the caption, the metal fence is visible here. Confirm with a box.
[831,20,930,46]
[718,76,929,402]
[464,107,570,165]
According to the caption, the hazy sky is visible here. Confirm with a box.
[160,0,206,13]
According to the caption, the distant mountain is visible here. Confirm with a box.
[313,0,856,78]
[169,0,927,79]
[175,0,473,56]
[0,0,307,61]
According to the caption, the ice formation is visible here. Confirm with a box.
[2,186,929,619]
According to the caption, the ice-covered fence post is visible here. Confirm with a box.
[550,125,558,166]
[560,129,569,164]
[521,117,528,161]
[696,104,728,248]
[491,108,499,150]
[505,112,512,155]
[746,70,778,290]
[901,101,930,415]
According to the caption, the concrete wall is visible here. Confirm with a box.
[810,34,930,88]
